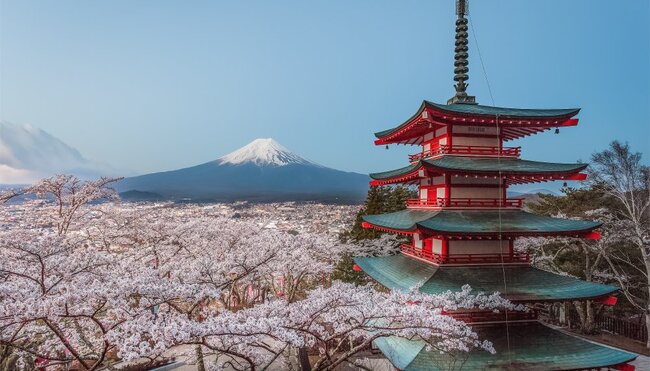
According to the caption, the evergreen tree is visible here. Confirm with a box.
[341,185,416,242]
[528,186,614,218]
[334,186,416,284]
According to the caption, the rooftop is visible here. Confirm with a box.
[369,157,587,182]
[374,101,580,144]
[354,254,617,302]
[374,321,636,370]
[362,209,601,237]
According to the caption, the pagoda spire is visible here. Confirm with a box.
[447,0,477,105]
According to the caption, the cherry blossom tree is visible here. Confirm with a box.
[517,209,629,333]
[0,188,21,203]
[0,208,294,369]
[115,282,517,371]
[589,141,650,348]
[1,175,518,370]
[25,175,121,235]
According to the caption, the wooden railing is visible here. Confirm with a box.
[400,243,530,265]
[406,197,523,208]
[448,310,537,323]
[400,243,443,263]
[409,145,520,162]
[567,310,648,343]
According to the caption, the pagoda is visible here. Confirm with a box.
[354,1,638,370]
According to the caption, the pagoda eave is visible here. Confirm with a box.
[370,172,586,187]
[375,101,580,145]
[362,220,601,240]
[361,209,602,238]
[369,157,588,186]
[372,322,636,371]
[360,221,418,235]
[370,173,587,188]
[354,254,619,303]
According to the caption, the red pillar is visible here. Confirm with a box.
[444,173,451,204]
[441,238,449,262]
[423,238,433,258]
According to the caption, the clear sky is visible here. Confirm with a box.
[1,0,648,184]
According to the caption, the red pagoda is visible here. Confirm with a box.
[354,1,638,369]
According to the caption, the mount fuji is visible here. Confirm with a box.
[116,138,369,203]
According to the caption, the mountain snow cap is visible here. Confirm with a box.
[218,138,318,167]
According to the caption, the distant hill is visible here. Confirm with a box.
[116,138,369,203]
[119,190,166,202]
[0,121,120,184]
[509,189,559,207]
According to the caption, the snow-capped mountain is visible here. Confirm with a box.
[0,122,116,184]
[117,138,369,202]
[218,138,316,167]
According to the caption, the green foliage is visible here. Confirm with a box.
[527,187,615,277]
[527,185,645,317]
[528,186,613,218]
[527,187,609,275]
[340,186,416,242]
[334,186,416,285]
[331,254,366,285]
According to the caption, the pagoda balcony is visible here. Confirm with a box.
[406,197,523,209]
[400,243,530,265]
[409,145,521,162]
[446,310,538,324]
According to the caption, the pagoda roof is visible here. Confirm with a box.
[362,209,600,237]
[354,254,617,302]
[369,157,587,185]
[373,321,636,370]
[374,101,580,145]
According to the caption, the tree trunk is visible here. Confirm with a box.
[196,345,206,371]
[573,301,596,334]
[0,347,19,371]
[584,300,596,334]
[646,311,650,350]
[298,347,311,371]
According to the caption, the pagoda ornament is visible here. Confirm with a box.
[448,0,476,105]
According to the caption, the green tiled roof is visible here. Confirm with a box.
[375,101,429,139]
[425,101,580,118]
[364,209,437,232]
[423,157,587,174]
[362,209,601,235]
[369,157,587,180]
[370,163,421,180]
[355,254,439,292]
[354,254,618,301]
[374,322,636,370]
[374,100,580,139]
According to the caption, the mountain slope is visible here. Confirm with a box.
[117,138,369,202]
[0,122,116,184]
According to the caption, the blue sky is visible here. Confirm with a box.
[1,0,648,187]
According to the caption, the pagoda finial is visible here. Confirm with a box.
[447,0,477,105]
